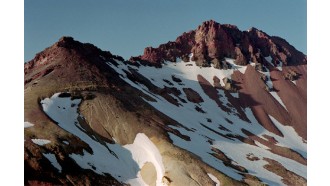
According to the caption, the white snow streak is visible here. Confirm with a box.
[270,92,288,110]
[43,153,62,172]
[265,56,273,66]
[269,115,307,158]
[259,66,288,110]
[277,61,283,71]
[24,121,34,128]
[207,173,220,186]
[254,141,271,150]
[31,139,51,146]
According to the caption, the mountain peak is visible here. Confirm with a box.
[199,19,238,30]
[55,36,77,48]
[133,20,306,67]
[200,19,219,28]
[58,36,74,43]
[24,36,125,71]
[247,26,258,32]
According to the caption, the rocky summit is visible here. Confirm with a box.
[133,20,306,68]
[24,20,307,186]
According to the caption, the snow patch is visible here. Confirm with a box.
[31,139,51,146]
[124,133,166,186]
[268,115,307,158]
[43,153,62,172]
[99,55,106,60]
[188,53,194,62]
[207,173,220,186]
[230,93,239,98]
[24,121,34,128]
[225,58,248,74]
[265,56,273,66]
[259,66,287,110]
[250,62,256,67]
[259,66,273,90]
[265,56,283,71]
[277,61,283,71]
[212,140,283,184]
[255,141,270,150]
[269,92,288,110]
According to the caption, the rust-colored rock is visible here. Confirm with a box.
[132,20,306,69]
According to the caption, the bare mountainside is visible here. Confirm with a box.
[24,20,306,186]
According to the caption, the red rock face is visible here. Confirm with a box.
[133,20,306,68]
[270,65,307,139]
[231,68,284,137]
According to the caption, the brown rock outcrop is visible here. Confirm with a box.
[183,88,204,103]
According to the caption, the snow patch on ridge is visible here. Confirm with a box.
[259,66,288,110]
[225,58,248,74]
[259,66,273,90]
[31,139,51,146]
[265,55,283,71]
[109,57,247,90]
[24,121,34,128]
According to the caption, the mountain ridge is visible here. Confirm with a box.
[24,20,307,186]
[130,20,306,68]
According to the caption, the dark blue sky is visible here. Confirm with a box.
[24,0,306,62]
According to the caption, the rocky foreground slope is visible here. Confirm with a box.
[24,20,307,186]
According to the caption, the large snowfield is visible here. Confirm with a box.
[107,56,306,185]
